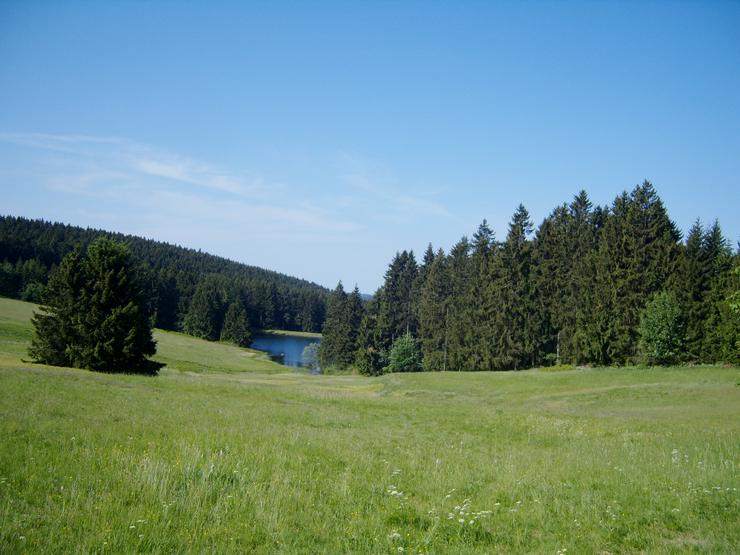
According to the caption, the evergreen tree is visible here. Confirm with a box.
[347,285,365,354]
[700,222,735,361]
[495,205,535,369]
[377,251,418,346]
[319,282,354,368]
[445,237,472,371]
[671,220,708,361]
[581,183,680,364]
[418,249,450,371]
[467,220,498,371]
[29,238,161,374]
[355,294,386,376]
[220,299,251,347]
[183,276,224,340]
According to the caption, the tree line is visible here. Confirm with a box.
[319,182,739,373]
[0,216,328,342]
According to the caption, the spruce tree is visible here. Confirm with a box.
[220,299,251,347]
[418,249,450,371]
[467,220,498,371]
[671,220,708,361]
[183,276,225,341]
[700,221,735,361]
[445,237,472,371]
[355,294,386,376]
[495,205,535,369]
[319,281,355,368]
[29,238,161,374]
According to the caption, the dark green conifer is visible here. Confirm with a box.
[183,276,225,341]
[221,299,251,347]
[29,238,161,374]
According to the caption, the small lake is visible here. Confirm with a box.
[250,333,321,369]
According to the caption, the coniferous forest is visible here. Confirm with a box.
[0,215,328,338]
[320,182,739,373]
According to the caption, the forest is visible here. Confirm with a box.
[0,215,328,337]
[320,182,739,373]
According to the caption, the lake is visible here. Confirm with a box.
[250,333,321,370]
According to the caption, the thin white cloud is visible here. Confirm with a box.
[0,131,363,243]
[334,151,455,220]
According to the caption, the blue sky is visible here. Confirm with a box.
[1,1,738,292]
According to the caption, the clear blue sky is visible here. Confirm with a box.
[1,1,738,292]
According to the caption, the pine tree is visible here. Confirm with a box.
[467,220,498,371]
[445,237,472,371]
[377,251,419,346]
[355,294,386,376]
[495,205,535,369]
[319,281,355,368]
[701,221,734,361]
[220,299,251,347]
[581,183,680,365]
[183,276,225,341]
[671,220,708,361]
[418,249,450,371]
[29,238,161,374]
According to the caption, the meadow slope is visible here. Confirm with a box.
[0,297,738,553]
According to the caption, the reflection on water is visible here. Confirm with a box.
[250,333,321,369]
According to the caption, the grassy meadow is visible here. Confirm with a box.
[0,297,738,553]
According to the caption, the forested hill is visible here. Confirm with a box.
[0,215,328,334]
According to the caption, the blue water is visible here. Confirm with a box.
[250,333,320,369]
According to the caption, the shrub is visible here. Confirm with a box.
[638,291,684,366]
[386,333,423,373]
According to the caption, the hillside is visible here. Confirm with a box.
[1,297,739,553]
[0,215,328,333]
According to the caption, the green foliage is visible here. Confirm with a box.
[183,275,224,340]
[220,300,251,347]
[386,332,423,373]
[0,215,328,335]
[301,342,320,373]
[639,291,684,365]
[319,282,363,369]
[28,238,162,374]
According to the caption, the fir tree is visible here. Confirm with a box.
[319,281,355,368]
[183,276,225,341]
[418,249,450,371]
[445,237,472,371]
[495,205,535,369]
[29,238,161,374]
[220,299,251,347]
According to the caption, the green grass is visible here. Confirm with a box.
[261,328,323,339]
[1,297,738,553]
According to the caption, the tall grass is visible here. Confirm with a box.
[1,297,738,553]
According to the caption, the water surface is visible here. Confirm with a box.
[250,333,320,369]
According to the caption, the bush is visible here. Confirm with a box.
[639,291,684,366]
[302,342,321,374]
[386,333,423,373]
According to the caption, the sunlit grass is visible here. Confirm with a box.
[1,297,738,553]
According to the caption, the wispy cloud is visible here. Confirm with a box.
[336,152,455,221]
[0,131,361,244]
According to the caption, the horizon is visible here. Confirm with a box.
[1,1,739,292]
